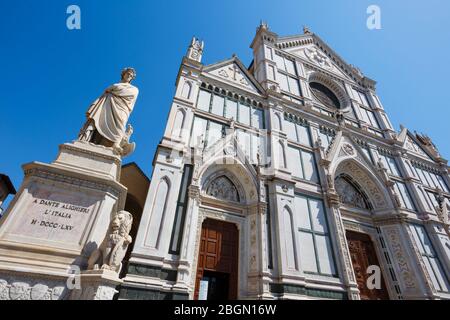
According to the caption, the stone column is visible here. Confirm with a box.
[325,193,361,300]
[246,203,263,298]
[174,185,201,296]
[256,201,273,299]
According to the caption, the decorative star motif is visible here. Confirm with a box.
[305,47,332,69]
[216,64,251,88]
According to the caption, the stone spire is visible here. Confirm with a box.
[258,20,269,31]
[186,37,204,63]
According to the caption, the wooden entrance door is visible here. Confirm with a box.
[346,231,390,300]
[194,219,239,300]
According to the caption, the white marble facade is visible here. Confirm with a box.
[120,25,450,300]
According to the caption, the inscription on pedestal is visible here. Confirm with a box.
[8,186,99,245]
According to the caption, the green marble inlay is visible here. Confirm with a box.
[269,283,347,300]
[125,262,178,281]
[118,286,189,300]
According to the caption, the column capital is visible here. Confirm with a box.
[326,191,341,208]
[188,185,200,200]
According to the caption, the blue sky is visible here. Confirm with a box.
[1,0,449,206]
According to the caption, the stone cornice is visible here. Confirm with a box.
[22,162,127,199]
[60,141,122,165]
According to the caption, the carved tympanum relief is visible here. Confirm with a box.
[335,175,371,210]
[205,175,240,202]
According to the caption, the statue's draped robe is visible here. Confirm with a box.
[87,82,139,144]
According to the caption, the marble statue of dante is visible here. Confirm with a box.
[79,68,139,156]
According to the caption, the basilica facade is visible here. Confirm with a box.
[119,25,450,300]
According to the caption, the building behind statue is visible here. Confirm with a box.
[0,175,16,218]
[118,24,450,300]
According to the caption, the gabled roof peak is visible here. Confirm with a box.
[202,54,265,95]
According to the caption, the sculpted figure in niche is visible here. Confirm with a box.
[87,210,133,274]
[376,157,391,184]
[78,68,139,156]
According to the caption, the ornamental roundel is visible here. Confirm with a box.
[304,47,332,70]
[190,51,199,59]
[342,143,355,156]
[224,144,236,157]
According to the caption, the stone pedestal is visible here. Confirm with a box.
[0,140,127,299]
[70,269,123,300]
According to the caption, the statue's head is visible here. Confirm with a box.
[111,210,133,236]
[121,67,136,83]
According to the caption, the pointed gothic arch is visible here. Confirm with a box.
[332,159,393,210]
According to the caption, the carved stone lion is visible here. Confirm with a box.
[87,210,133,274]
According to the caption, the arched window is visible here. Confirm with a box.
[274,113,282,131]
[335,175,371,210]
[206,176,240,202]
[282,206,297,270]
[309,82,341,109]
[181,81,192,99]
[147,177,170,248]
[278,140,286,169]
[171,108,185,138]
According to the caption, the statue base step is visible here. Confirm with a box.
[70,269,123,300]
